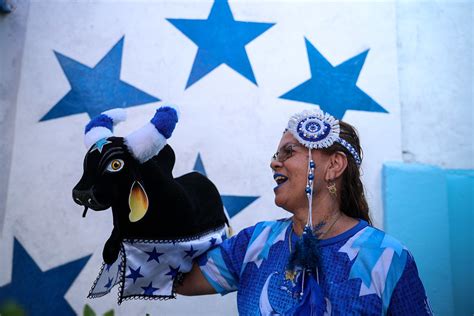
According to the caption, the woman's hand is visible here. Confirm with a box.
[175,262,217,296]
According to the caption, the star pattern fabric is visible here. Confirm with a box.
[145,247,164,263]
[184,245,198,258]
[126,266,144,284]
[88,228,227,303]
[40,36,159,121]
[280,38,388,119]
[166,265,181,280]
[141,282,159,295]
[0,238,91,315]
[168,0,274,88]
[193,153,259,218]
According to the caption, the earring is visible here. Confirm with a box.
[327,181,337,197]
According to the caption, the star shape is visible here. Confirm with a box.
[141,281,159,296]
[165,265,181,280]
[90,138,112,154]
[184,245,198,258]
[209,237,218,247]
[40,36,159,121]
[144,247,164,263]
[104,277,114,289]
[167,0,274,88]
[0,238,91,315]
[193,153,258,218]
[125,266,144,284]
[280,38,388,119]
[105,263,113,272]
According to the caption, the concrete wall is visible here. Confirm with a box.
[0,0,29,234]
[397,1,473,169]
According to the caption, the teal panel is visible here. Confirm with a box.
[382,162,454,315]
[446,170,474,316]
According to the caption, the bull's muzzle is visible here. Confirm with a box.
[72,188,109,211]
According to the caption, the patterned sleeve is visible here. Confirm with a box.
[387,252,433,315]
[197,226,255,295]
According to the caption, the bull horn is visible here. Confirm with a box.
[84,108,127,149]
[125,105,179,163]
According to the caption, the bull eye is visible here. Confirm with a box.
[106,159,124,172]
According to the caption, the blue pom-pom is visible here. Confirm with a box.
[85,114,113,134]
[150,107,179,139]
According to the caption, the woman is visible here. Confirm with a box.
[176,109,432,315]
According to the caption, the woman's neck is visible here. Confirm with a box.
[291,194,351,237]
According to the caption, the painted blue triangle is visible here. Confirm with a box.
[221,195,259,218]
[193,153,207,176]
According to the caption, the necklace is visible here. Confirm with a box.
[285,212,342,282]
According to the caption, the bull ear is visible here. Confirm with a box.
[128,181,149,222]
[124,106,178,163]
[84,108,127,149]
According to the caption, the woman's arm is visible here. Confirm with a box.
[175,262,217,296]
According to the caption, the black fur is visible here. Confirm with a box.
[73,137,228,264]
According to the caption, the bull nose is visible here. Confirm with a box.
[72,189,89,205]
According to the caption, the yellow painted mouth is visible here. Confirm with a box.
[128,181,149,222]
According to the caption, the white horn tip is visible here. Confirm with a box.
[103,108,127,124]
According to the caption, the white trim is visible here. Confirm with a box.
[125,123,167,163]
[84,126,112,149]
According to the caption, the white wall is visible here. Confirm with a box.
[397,0,473,169]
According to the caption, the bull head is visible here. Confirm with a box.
[72,107,179,263]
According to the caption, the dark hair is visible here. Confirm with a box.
[321,121,371,225]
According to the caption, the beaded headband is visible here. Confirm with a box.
[286,109,362,166]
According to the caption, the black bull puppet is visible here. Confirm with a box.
[72,107,228,265]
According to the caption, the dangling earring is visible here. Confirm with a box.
[327,181,337,197]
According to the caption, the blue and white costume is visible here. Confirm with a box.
[198,218,432,315]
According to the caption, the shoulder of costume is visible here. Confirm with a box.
[346,226,409,258]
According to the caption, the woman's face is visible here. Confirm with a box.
[270,132,331,213]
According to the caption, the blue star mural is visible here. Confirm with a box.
[40,36,159,121]
[0,238,91,315]
[280,38,388,119]
[167,0,274,88]
[193,153,258,218]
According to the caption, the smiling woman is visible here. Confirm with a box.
[176,109,433,315]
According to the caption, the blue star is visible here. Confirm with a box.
[0,238,91,315]
[141,281,159,296]
[126,266,144,284]
[184,245,198,258]
[165,265,181,280]
[104,277,114,289]
[105,263,113,272]
[40,36,159,121]
[280,38,388,119]
[209,237,218,246]
[90,138,112,154]
[168,0,274,88]
[144,247,163,263]
[193,153,258,218]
